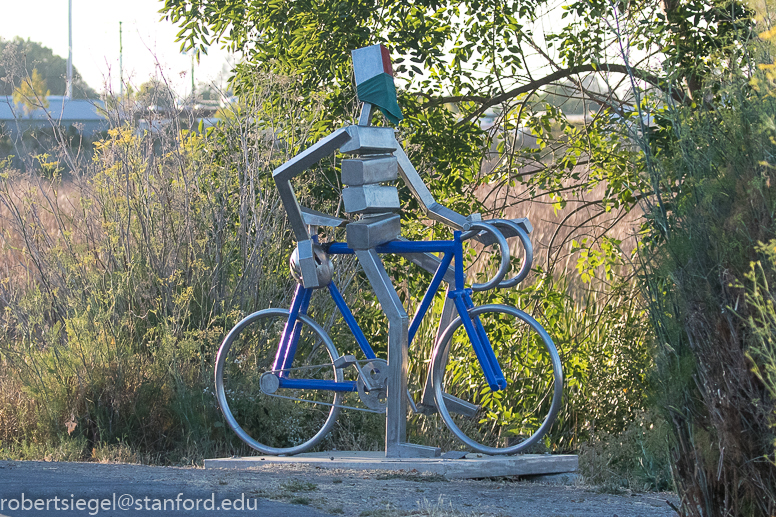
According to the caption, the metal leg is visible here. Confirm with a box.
[420,287,456,410]
[354,249,407,454]
[355,249,440,458]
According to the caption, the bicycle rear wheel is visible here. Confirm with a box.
[215,308,343,455]
[431,304,563,455]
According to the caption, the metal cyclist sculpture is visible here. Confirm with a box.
[214,44,564,458]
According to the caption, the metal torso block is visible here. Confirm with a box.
[342,157,398,186]
[342,185,401,214]
[342,125,397,155]
[346,214,401,250]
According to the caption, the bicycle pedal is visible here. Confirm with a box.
[333,355,359,368]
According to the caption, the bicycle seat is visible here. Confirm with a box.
[301,207,348,228]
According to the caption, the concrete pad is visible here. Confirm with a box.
[204,451,578,480]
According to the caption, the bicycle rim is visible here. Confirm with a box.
[431,304,563,455]
[215,308,342,455]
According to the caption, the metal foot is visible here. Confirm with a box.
[386,443,441,458]
[416,394,479,418]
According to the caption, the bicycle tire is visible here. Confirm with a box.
[215,308,343,455]
[431,304,563,455]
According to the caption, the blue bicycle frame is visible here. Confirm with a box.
[271,231,508,394]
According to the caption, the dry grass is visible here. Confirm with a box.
[0,174,81,286]
[475,156,640,282]
[0,373,36,444]
[0,72,313,462]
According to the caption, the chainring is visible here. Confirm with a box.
[356,359,389,412]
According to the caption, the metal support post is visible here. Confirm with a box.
[354,249,440,458]
[354,249,407,454]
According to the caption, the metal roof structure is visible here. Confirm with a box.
[0,96,108,137]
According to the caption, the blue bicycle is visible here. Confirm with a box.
[215,222,563,456]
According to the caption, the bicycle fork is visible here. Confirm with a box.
[450,289,508,391]
[418,286,508,415]
[272,284,313,376]
[449,230,507,391]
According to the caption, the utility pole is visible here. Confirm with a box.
[119,21,123,96]
[191,50,195,100]
[66,0,73,98]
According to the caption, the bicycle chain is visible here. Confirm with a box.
[259,360,388,414]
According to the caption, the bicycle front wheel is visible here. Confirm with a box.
[215,308,343,456]
[431,304,563,455]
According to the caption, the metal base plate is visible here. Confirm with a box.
[387,442,441,458]
[204,451,579,480]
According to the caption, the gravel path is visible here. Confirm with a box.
[0,460,678,516]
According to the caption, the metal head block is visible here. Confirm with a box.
[352,44,394,86]
[342,125,397,155]
[346,214,401,250]
[343,185,400,215]
[342,157,398,186]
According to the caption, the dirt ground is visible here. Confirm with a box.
[228,462,679,516]
[0,460,679,517]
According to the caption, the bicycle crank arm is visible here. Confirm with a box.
[334,355,377,391]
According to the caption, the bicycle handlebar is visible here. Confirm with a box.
[461,219,534,291]
[461,222,511,292]
[488,219,533,288]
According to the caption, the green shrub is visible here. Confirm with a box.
[639,78,776,514]
[579,410,672,492]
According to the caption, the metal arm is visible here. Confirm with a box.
[273,127,353,288]
[273,127,353,242]
[393,146,480,231]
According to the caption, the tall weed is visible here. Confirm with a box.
[639,81,776,515]
[0,73,331,463]
[741,244,776,465]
